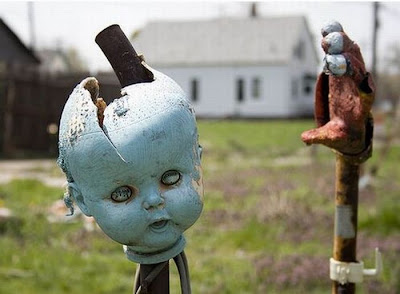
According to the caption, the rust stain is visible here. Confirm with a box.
[301,28,375,156]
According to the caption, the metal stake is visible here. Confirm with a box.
[95,24,153,88]
[95,24,169,294]
[301,21,375,294]
[135,262,170,294]
[133,251,192,294]
[332,155,359,294]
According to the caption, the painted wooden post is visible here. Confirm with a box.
[57,24,203,294]
[301,21,375,294]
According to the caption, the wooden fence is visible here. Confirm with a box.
[0,70,121,157]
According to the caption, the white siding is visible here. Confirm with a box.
[158,67,235,117]
[157,65,293,118]
[233,66,291,117]
[288,21,319,116]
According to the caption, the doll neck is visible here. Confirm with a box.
[123,236,186,264]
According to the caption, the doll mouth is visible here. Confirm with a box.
[150,220,169,232]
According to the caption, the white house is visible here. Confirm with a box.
[134,16,319,118]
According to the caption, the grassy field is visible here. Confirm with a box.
[0,120,399,293]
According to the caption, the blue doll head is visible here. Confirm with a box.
[57,68,203,264]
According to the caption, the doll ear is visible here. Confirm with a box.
[68,182,92,217]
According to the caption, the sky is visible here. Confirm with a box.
[1,1,400,73]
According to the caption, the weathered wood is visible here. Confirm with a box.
[3,66,16,155]
[0,70,119,155]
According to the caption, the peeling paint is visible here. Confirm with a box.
[57,68,203,264]
[325,54,347,76]
[321,20,343,37]
[324,32,343,54]
[113,98,129,116]
[301,22,375,155]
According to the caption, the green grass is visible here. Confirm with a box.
[0,119,399,293]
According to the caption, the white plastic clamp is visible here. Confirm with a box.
[330,248,382,285]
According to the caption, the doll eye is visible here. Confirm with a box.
[111,186,132,202]
[161,170,181,186]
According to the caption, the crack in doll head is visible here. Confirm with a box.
[57,68,203,264]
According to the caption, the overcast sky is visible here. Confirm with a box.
[1,1,399,73]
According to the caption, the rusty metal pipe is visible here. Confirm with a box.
[332,155,360,294]
[301,20,375,294]
[137,263,170,294]
[95,24,154,88]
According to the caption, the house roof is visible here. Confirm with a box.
[133,16,317,67]
[0,18,40,65]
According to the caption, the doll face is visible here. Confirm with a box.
[70,111,203,257]
[59,71,203,263]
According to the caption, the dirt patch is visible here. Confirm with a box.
[0,159,65,188]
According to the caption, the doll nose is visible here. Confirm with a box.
[142,192,165,210]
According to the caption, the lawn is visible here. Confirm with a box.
[0,120,399,293]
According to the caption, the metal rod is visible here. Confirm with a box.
[332,156,360,293]
[95,24,154,88]
[301,20,375,293]
[138,262,170,294]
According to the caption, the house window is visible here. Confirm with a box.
[303,74,315,95]
[252,77,261,99]
[191,79,198,102]
[294,40,305,60]
[236,78,245,102]
[291,78,298,99]
[303,83,312,95]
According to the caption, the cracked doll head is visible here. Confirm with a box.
[57,68,203,264]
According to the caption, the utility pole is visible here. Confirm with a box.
[251,2,257,18]
[28,1,36,51]
[371,2,380,79]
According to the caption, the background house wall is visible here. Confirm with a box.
[159,65,292,118]
[136,16,318,118]
[288,20,319,117]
